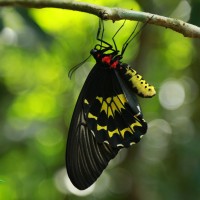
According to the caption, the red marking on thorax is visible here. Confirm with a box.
[101,55,119,69]
[102,55,112,64]
[111,61,118,69]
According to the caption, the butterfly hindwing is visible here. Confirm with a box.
[84,64,147,148]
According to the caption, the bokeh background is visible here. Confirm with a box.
[0,0,200,199]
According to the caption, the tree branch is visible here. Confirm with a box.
[0,0,200,38]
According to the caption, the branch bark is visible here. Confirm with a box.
[0,0,200,38]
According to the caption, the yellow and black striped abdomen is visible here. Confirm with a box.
[119,65,156,98]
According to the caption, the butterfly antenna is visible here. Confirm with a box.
[121,15,154,56]
[68,54,91,79]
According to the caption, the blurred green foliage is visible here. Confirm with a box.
[0,0,200,199]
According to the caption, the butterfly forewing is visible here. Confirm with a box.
[66,64,119,190]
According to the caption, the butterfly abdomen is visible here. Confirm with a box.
[119,65,156,98]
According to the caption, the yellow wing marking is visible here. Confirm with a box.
[108,129,120,138]
[88,112,97,120]
[97,124,107,131]
[95,94,127,118]
[120,127,132,138]
[101,101,108,115]
[110,102,118,115]
[96,96,103,103]
[106,97,112,104]
[130,120,142,131]
[104,120,142,138]
[84,99,89,105]
[120,120,142,138]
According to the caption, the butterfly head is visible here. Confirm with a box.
[90,45,123,69]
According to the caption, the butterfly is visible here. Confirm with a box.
[66,17,156,190]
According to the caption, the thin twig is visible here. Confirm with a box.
[0,0,199,38]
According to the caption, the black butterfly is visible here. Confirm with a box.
[66,18,156,190]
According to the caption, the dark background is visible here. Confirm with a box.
[0,0,200,199]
